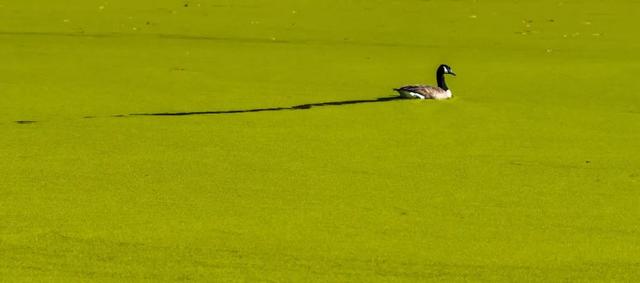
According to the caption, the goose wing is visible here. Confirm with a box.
[394,85,445,99]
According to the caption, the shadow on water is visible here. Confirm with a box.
[130,96,407,116]
[15,120,37,124]
[13,96,408,124]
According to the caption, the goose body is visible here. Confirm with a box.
[394,64,456,100]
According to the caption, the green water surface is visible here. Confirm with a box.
[1,0,639,281]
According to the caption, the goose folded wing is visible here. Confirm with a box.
[396,85,440,95]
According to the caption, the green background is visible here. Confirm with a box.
[1,0,639,281]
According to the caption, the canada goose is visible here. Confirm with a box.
[394,64,456,99]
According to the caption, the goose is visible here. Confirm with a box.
[394,64,456,99]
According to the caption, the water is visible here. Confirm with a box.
[1,0,639,281]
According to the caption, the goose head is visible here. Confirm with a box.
[438,64,456,76]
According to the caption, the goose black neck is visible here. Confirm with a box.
[436,70,448,91]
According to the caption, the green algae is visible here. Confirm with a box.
[1,0,640,281]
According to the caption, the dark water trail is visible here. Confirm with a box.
[130,96,406,116]
[0,31,437,49]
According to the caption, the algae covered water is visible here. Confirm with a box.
[1,0,639,281]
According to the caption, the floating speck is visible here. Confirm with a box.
[99,5,105,10]
[546,48,553,53]
[592,33,601,36]
[469,14,477,19]
[292,10,297,14]
[63,19,70,23]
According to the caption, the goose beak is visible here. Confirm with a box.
[450,71,456,76]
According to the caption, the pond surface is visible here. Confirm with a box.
[1,0,639,281]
